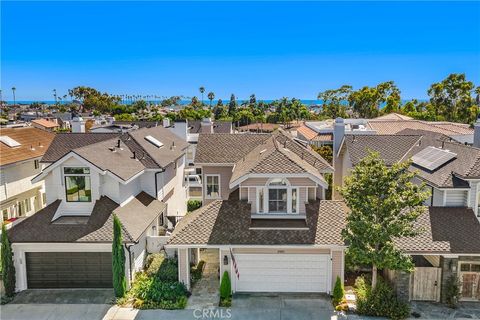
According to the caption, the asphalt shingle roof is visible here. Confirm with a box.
[167,192,348,246]
[8,192,166,243]
[395,207,480,254]
[41,126,188,181]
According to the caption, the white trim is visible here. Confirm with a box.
[204,174,221,199]
[251,214,306,219]
[165,244,348,250]
[230,173,328,190]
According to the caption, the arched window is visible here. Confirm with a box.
[256,178,298,214]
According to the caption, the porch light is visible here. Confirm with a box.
[223,255,229,265]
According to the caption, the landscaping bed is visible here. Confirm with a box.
[118,252,189,309]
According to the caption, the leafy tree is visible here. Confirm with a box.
[228,94,237,117]
[112,215,126,298]
[68,86,120,113]
[340,152,430,289]
[1,224,16,297]
[318,85,352,118]
[348,81,400,118]
[207,92,215,108]
[428,73,477,123]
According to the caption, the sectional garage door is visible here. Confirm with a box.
[26,252,113,289]
[234,254,329,292]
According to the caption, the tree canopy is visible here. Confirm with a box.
[340,151,430,288]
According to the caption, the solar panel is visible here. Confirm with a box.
[411,146,456,171]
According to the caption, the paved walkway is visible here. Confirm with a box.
[411,301,480,319]
[186,249,220,309]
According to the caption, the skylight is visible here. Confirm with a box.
[0,136,21,148]
[145,135,164,148]
[411,146,457,171]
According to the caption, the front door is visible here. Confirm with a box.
[460,263,480,301]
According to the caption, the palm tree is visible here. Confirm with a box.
[207,92,215,108]
[11,87,16,108]
[53,89,57,106]
[199,86,205,106]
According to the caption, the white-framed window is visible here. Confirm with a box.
[256,178,300,214]
[24,198,31,213]
[34,159,39,170]
[64,167,92,202]
[205,174,220,199]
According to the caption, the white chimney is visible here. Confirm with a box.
[201,117,213,133]
[474,115,480,148]
[163,118,171,128]
[333,117,345,155]
[71,117,86,133]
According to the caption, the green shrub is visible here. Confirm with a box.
[128,272,188,309]
[355,277,410,320]
[354,275,370,300]
[445,275,461,309]
[112,215,126,298]
[191,260,205,284]
[187,200,202,212]
[332,276,345,306]
[1,224,15,298]
[219,271,232,306]
[145,253,178,282]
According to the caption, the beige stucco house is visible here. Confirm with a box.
[166,131,349,294]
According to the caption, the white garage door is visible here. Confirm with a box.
[234,253,329,292]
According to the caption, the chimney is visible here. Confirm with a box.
[474,115,480,148]
[201,117,213,133]
[71,117,86,133]
[333,117,345,155]
[163,118,171,128]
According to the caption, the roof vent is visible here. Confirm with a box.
[0,136,21,148]
[145,135,164,148]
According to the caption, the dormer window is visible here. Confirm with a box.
[64,167,91,202]
[256,178,299,215]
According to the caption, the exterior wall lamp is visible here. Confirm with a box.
[223,255,229,265]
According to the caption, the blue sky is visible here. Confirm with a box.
[1,1,479,101]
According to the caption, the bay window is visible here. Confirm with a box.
[64,167,92,202]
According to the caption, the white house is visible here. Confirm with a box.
[0,127,55,228]
[8,126,189,291]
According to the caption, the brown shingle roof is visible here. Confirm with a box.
[395,207,480,254]
[167,195,348,246]
[230,136,327,185]
[8,192,166,243]
[195,133,271,164]
[344,134,422,166]
[41,126,188,181]
[0,127,55,166]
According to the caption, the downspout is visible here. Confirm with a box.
[125,243,135,283]
[154,169,166,200]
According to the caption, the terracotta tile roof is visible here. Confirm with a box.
[167,192,348,246]
[0,127,55,166]
[8,192,165,243]
[344,134,422,166]
[31,118,59,128]
[297,125,318,140]
[395,207,480,254]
